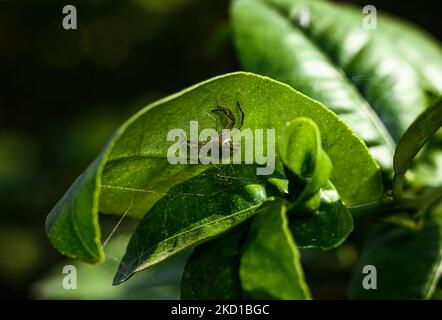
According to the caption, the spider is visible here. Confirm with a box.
[185,101,245,156]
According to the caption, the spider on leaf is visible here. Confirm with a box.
[184,101,245,155]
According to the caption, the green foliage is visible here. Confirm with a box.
[230,0,442,299]
[43,0,442,300]
[46,72,381,266]
[231,0,442,170]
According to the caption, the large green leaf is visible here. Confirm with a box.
[232,0,442,169]
[348,217,442,299]
[181,232,243,300]
[240,201,311,299]
[113,164,284,284]
[46,72,382,264]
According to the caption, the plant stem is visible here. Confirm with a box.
[349,186,442,219]
[392,173,404,201]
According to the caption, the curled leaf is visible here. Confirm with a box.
[279,117,332,203]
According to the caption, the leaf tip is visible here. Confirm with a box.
[112,262,137,285]
[112,271,131,286]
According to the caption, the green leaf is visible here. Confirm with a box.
[232,0,442,169]
[181,232,243,300]
[393,99,442,198]
[113,164,284,284]
[279,117,332,202]
[240,201,311,299]
[291,182,354,250]
[46,72,382,264]
[46,155,105,263]
[348,217,442,299]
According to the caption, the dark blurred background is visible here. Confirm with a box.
[0,0,440,299]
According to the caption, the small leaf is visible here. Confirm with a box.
[348,217,442,299]
[291,182,354,250]
[113,165,285,284]
[240,201,311,299]
[181,232,243,300]
[279,117,332,203]
[393,99,442,198]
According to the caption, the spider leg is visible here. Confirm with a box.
[211,107,236,130]
[182,132,209,149]
[236,101,244,129]
[187,140,210,149]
